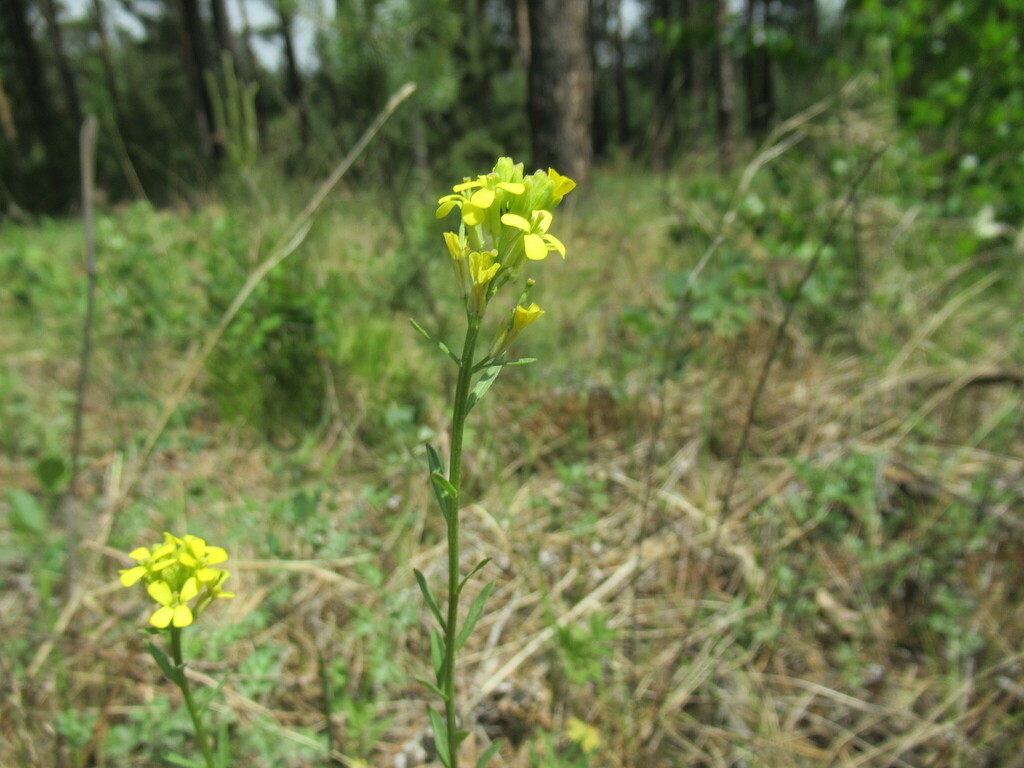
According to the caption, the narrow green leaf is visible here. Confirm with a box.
[430,627,446,684]
[414,569,446,632]
[431,470,458,501]
[428,708,451,768]
[425,442,443,475]
[6,489,47,536]
[144,639,182,686]
[415,676,448,700]
[471,356,537,373]
[410,318,461,365]
[458,558,492,594]
[466,364,503,413]
[429,471,456,521]
[216,720,230,768]
[455,728,470,747]
[165,753,205,768]
[456,581,494,651]
[475,738,504,768]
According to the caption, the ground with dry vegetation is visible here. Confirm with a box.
[2,103,1023,768]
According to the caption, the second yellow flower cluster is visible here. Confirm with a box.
[120,533,235,629]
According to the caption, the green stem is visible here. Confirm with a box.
[170,628,217,768]
[443,314,481,768]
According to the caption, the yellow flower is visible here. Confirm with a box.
[120,532,235,629]
[147,576,200,628]
[468,249,501,316]
[513,302,544,331]
[565,717,601,754]
[118,536,178,587]
[500,210,566,261]
[178,535,229,583]
[489,301,544,357]
[548,168,577,199]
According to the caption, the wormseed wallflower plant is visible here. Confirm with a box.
[120,532,234,628]
[414,158,576,768]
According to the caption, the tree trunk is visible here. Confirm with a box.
[649,0,673,166]
[611,0,630,146]
[687,0,712,137]
[0,0,56,141]
[515,0,530,72]
[171,0,220,158]
[37,0,82,124]
[743,0,774,138]
[0,70,16,143]
[527,0,593,187]
[276,0,308,145]
[714,0,737,169]
[209,0,234,60]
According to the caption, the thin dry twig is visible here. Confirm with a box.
[719,146,886,521]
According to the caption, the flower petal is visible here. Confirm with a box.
[470,188,495,209]
[119,566,147,587]
[497,182,525,194]
[150,606,174,628]
[204,546,228,565]
[128,547,151,561]
[452,180,481,192]
[543,234,566,258]
[461,203,485,226]
[500,213,531,232]
[436,199,460,218]
[181,577,200,602]
[172,604,194,627]
[524,233,548,260]
[147,580,173,606]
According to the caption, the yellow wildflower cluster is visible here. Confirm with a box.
[120,533,235,629]
[436,157,575,341]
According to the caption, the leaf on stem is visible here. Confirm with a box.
[475,739,504,768]
[456,581,494,651]
[410,318,461,366]
[429,708,452,768]
[466,364,503,413]
[430,471,458,520]
[414,569,447,632]
[472,357,537,373]
[458,557,492,594]
[430,627,447,684]
[415,676,447,699]
[145,639,183,686]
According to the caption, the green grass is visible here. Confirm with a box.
[2,123,1023,767]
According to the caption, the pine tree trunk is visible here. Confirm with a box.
[743,0,774,138]
[37,0,82,124]
[714,0,737,169]
[171,0,220,158]
[527,0,593,186]
[277,0,308,145]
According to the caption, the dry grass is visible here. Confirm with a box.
[2,101,1024,767]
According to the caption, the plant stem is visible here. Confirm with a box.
[170,628,217,768]
[443,315,481,768]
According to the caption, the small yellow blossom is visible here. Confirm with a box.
[565,717,601,754]
[120,532,235,629]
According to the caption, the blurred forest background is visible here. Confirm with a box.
[3,2,1024,768]
[2,0,1023,216]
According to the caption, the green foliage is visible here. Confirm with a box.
[554,613,616,687]
[857,0,1024,214]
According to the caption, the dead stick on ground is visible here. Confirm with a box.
[719,146,886,522]
[63,114,99,598]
